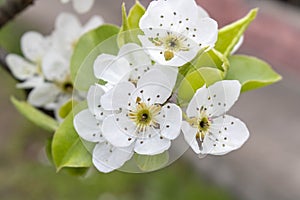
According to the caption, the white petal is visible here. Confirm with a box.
[197,5,209,18]
[118,43,152,67]
[205,80,241,117]
[73,0,94,14]
[181,121,200,154]
[6,54,38,80]
[53,13,81,49]
[27,83,60,107]
[81,15,104,35]
[158,103,182,140]
[87,84,105,117]
[134,128,171,156]
[74,109,105,142]
[202,115,250,155]
[92,142,134,173]
[16,77,44,89]
[154,65,179,89]
[102,115,135,147]
[42,51,69,81]
[94,54,131,85]
[21,31,48,63]
[186,85,209,118]
[130,69,174,105]
[101,82,135,110]
[61,0,70,3]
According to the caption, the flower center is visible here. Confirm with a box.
[188,111,211,141]
[148,32,189,61]
[129,102,161,132]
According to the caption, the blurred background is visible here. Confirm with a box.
[0,0,300,199]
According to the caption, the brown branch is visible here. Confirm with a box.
[0,0,35,28]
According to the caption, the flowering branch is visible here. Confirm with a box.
[0,0,35,28]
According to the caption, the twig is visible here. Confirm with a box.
[0,0,35,28]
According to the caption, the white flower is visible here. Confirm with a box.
[100,69,182,156]
[181,80,249,155]
[60,0,94,14]
[94,43,178,87]
[6,31,50,88]
[74,84,134,173]
[52,13,104,57]
[139,0,218,66]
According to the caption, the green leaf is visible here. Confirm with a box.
[226,55,282,92]
[177,67,224,105]
[215,8,258,56]
[52,111,93,171]
[58,100,78,119]
[71,24,120,90]
[134,151,169,172]
[11,96,59,132]
[117,1,145,47]
[128,0,145,29]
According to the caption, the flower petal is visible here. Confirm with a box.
[101,82,135,110]
[202,115,250,155]
[118,43,152,67]
[197,5,209,18]
[134,128,171,155]
[27,83,60,107]
[92,142,134,173]
[158,103,182,140]
[74,109,105,142]
[94,54,131,85]
[21,31,48,63]
[16,77,44,89]
[87,84,107,119]
[102,115,135,147]
[42,51,69,81]
[186,85,208,118]
[6,54,38,81]
[205,80,241,117]
[181,121,200,154]
[73,0,94,14]
[153,65,179,89]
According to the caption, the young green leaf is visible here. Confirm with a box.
[215,8,258,56]
[58,100,78,119]
[177,67,224,105]
[52,111,93,172]
[226,55,282,92]
[134,151,169,172]
[117,1,145,47]
[71,24,120,90]
[11,96,59,132]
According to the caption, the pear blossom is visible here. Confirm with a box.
[74,84,133,173]
[94,43,178,87]
[182,80,249,155]
[52,13,103,57]
[6,13,103,119]
[139,0,218,66]
[100,69,182,155]
[6,31,50,89]
[60,0,94,14]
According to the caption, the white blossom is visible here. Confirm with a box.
[100,69,182,155]
[94,43,178,87]
[60,0,94,14]
[181,80,249,155]
[74,84,134,173]
[139,0,218,66]
[6,13,103,119]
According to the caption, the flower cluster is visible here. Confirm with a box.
[7,13,103,120]
[6,0,281,174]
[73,0,249,173]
